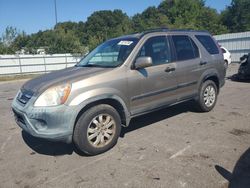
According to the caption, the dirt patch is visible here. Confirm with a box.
[210,116,216,120]
[209,122,218,126]
[23,170,37,179]
[179,153,211,163]
[30,151,36,155]
[228,111,243,117]
[230,129,250,136]
[199,154,210,159]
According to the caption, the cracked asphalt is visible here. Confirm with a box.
[0,63,250,188]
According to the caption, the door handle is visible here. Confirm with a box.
[200,61,207,66]
[165,67,175,72]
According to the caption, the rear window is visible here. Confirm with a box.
[221,48,226,53]
[195,35,219,55]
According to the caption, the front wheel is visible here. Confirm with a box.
[73,104,121,155]
[195,80,218,112]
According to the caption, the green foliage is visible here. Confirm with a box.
[221,0,250,32]
[132,6,170,32]
[84,10,132,50]
[159,0,204,29]
[47,28,88,54]
[197,7,228,35]
[0,26,19,54]
[158,0,228,34]
[11,32,29,51]
[0,42,15,54]
[1,26,18,47]
[0,0,249,55]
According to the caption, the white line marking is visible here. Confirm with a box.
[169,145,191,159]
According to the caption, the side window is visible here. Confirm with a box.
[138,36,171,65]
[195,35,219,55]
[172,35,199,61]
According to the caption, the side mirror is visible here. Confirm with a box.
[134,57,153,69]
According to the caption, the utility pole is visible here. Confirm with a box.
[54,0,58,25]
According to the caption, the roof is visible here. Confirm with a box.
[111,28,210,41]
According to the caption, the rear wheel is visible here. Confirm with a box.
[73,104,121,155]
[196,80,218,112]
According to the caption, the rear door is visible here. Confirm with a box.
[170,35,202,101]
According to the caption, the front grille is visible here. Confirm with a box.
[17,89,33,105]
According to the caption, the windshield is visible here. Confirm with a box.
[77,38,139,68]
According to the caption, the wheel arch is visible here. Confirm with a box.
[73,96,131,131]
[199,71,220,94]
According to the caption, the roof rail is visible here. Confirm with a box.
[138,28,209,38]
[138,27,169,37]
[169,29,209,33]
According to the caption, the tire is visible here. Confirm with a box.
[73,104,121,155]
[196,80,218,112]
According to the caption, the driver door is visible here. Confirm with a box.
[128,35,178,116]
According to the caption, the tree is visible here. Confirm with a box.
[47,28,88,54]
[221,0,250,32]
[132,6,170,32]
[158,0,228,34]
[0,27,19,54]
[11,32,29,52]
[197,7,228,35]
[84,10,132,50]
[1,26,18,47]
[158,0,205,29]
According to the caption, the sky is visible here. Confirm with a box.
[0,0,232,36]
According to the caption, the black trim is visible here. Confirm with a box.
[131,93,197,117]
[178,81,197,89]
[131,86,177,101]
[131,81,197,101]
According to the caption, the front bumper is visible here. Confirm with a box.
[12,96,77,143]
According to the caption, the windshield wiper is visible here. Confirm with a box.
[76,64,102,68]
[77,64,116,68]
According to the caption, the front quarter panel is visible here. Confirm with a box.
[66,67,131,125]
[68,88,131,126]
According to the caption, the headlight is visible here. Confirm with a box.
[34,84,71,107]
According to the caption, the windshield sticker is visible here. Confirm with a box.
[118,41,133,46]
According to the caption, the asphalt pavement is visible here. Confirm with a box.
[0,63,249,188]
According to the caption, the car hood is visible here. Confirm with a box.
[22,66,112,95]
